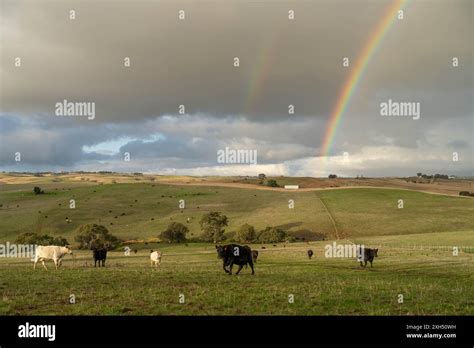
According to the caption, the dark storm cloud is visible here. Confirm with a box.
[2,0,470,122]
[0,0,472,175]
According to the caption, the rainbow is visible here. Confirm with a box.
[320,0,407,157]
[244,31,279,114]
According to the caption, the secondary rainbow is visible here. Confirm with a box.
[320,0,407,157]
[244,31,279,114]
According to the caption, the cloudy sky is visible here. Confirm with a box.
[0,0,472,177]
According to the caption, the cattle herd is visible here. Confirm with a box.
[31,244,379,273]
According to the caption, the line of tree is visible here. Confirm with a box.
[156,212,292,244]
[16,213,293,249]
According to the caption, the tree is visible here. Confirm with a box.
[199,212,228,243]
[15,232,38,244]
[257,226,287,243]
[33,186,44,195]
[35,234,56,245]
[74,224,121,250]
[328,174,337,179]
[52,236,70,246]
[416,173,423,177]
[258,173,266,184]
[266,179,279,187]
[160,222,189,243]
[236,223,256,243]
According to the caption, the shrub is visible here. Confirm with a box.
[459,191,471,196]
[257,226,287,243]
[15,232,69,246]
[52,236,70,246]
[15,232,37,244]
[160,222,189,243]
[328,174,337,179]
[199,212,228,243]
[235,223,256,243]
[74,224,121,250]
[266,179,279,187]
[33,186,44,195]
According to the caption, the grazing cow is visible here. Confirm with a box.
[215,244,254,275]
[251,250,259,263]
[307,249,314,259]
[33,246,73,270]
[92,247,107,267]
[358,247,378,267]
[150,250,162,268]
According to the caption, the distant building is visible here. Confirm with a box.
[284,185,299,190]
[448,175,456,179]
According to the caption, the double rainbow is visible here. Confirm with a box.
[320,0,407,157]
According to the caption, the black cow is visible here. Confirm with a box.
[216,244,255,275]
[307,249,314,259]
[251,250,259,263]
[358,247,378,267]
[92,247,107,267]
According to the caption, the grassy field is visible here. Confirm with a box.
[0,235,472,315]
[1,172,472,195]
[1,178,473,242]
[0,175,473,315]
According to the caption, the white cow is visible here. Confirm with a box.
[150,250,162,268]
[33,246,73,270]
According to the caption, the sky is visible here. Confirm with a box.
[0,0,472,177]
